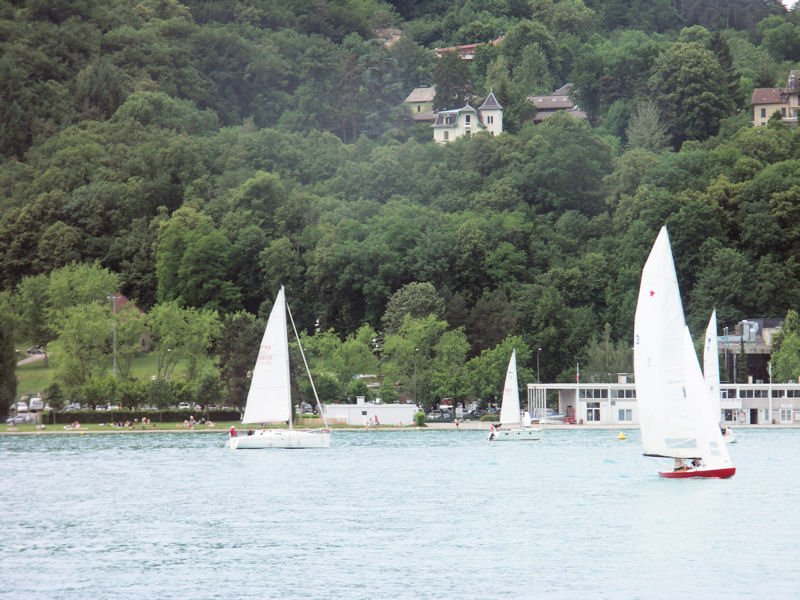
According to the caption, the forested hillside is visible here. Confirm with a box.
[4,0,800,412]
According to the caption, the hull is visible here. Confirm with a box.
[659,467,736,479]
[226,429,331,449]
[488,428,541,441]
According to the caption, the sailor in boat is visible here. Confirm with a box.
[673,458,690,471]
[691,458,702,468]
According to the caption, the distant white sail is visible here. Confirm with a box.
[499,349,521,427]
[704,309,722,423]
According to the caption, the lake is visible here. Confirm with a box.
[1,427,797,599]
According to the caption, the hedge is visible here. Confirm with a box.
[41,409,241,425]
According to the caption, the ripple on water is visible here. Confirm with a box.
[1,428,798,599]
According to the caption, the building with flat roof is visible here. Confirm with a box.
[527,378,800,427]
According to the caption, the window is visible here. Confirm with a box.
[465,114,471,127]
[580,388,608,399]
[780,407,792,422]
[782,107,787,116]
[443,131,448,141]
[587,402,600,421]
[612,389,636,399]
[618,409,632,422]
[486,115,494,124]
[416,105,421,113]
[761,108,767,118]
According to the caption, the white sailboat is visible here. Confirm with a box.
[633,227,735,478]
[488,349,540,441]
[704,310,735,443]
[226,286,331,449]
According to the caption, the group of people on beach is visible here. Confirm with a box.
[177,415,215,429]
[107,417,155,429]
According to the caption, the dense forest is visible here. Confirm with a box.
[4,0,800,415]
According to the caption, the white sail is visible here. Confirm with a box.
[703,310,721,422]
[499,350,521,427]
[241,286,292,424]
[634,227,733,471]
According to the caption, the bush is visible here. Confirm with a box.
[414,411,426,426]
[479,414,497,422]
[41,408,241,424]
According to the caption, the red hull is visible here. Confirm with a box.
[659,467,736,479]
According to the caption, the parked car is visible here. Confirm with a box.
[6,414,33,425]
[16,401,28,413]
[25,346,45,354]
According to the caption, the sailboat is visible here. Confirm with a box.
[704,310,735,444]
[633,227,735,478]
[226,286,331,449]
[488,349,540,441]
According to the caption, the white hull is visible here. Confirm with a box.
[226,429,331,449]
[488,428,541,441]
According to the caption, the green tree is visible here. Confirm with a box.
[147,301,220,382]
[649,42,734,148]
[49,303,111,387]
[580,323,632,382]
[625,101,669,152]
[215,311,262,409]
[0,313,15,418]
[432,51,475,111]
[44,382,66,423]
[381,282,445,335]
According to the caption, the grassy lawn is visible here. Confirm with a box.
[15,351,190,397]
[3,421,240,433]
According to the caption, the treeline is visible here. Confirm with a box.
[4,0,800,413]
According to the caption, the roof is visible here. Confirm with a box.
[412,109,436,122]
[533,107,587,123]
[404,86,435,103]
[479,90,503,110]
[528,83,578,110]
[751,88,784,105]
[529,94,575,109]
[432,105,485,129]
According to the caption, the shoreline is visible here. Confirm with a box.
[3,422,798,435]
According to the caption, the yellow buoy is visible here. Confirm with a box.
[617,432,626,440]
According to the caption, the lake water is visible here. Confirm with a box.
[1,428,797,599]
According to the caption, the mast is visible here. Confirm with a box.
[286,294,330,430]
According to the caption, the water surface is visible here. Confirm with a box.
[1,428,796,599]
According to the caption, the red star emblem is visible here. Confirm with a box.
[649,290,655,296]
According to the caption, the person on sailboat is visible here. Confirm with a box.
[674,458,689,471]
[691,458,702,468]
[229,426,237,437]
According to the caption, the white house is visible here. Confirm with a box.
[322,397,420,426]
[432,90,503,144]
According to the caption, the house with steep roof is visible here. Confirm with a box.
[432,91,503,144]
[403,85,436,123]
[528,83,586,123]
[751,70,800,126]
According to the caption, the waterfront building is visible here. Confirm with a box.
[528,377,800,427]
